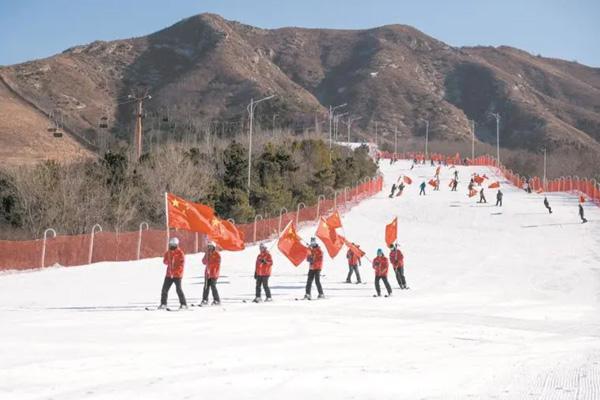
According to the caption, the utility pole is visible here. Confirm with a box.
[128,90,151,160]
[374,121,378,148]
[346,116,362,146]
[394,126,398,156]
[490,113,501,165]
[247,95,275,192]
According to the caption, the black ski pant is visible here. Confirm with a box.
[202,278,220,302]
[496,199,502,206]
[346,265,361,283]
[375,276,392,296]
[394,267,406,288]
[580,213,588,223]
[306,269,324,296]
[545,204,552,214]
[419,188,425,195]
[161,277,187,306]
[255,276,271,298]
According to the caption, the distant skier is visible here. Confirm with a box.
[304,238,325,299]
[496,190,503,207]
[345,244,362,284]
[373,249,392,297]
[434,177,440,191]
[478,188,487,203]
[451,179,458,192]
[389,243,407,289]
[396,182,405,197]
[544,197,552,214]
[389,183,397,198]
[254,243,273,303]
[419,181,426,196]
[579,203,588,223]
[201,242,221,305]
[158,237,187,310]
[453,170,459,181]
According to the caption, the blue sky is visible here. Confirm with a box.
[1,0,598,67]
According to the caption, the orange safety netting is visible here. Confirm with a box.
[0,176,383,271]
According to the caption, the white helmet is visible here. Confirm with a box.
[207,241,216,249]
[168,237,179,247]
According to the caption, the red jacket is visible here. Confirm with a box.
[389,249,404,269]
[308,246,323,270]
[163,248,185,278]
[346,249,361,267]
[373,255,389,277]
[202,250,221,279]
[255,250,273,277]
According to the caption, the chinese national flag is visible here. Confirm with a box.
[325,210,343,229]
[167,193,215,234]
[428,179,437,187]
[341,236,365,259]
[468,189,478,197]
[474,175,484,184]
[580,195,586,204]
[385,217,397,247]
[403,176,413,185]
[278,221,309,266]
[488,181,500,189]
[209,218,245,251]
[316,217,344,258]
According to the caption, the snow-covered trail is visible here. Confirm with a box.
[1,161,600,400]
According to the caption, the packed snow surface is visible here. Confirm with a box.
[1,161,600,399]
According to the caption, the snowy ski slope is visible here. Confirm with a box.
[1,160,599,400]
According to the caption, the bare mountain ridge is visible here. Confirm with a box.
[1,13,599,164]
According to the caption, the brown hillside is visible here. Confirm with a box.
[1,13,599,168]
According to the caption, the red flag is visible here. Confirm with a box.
[325,210,342,229]
[474,175,484,184]
[209,218,245,251]
[428,179,437,187]
[403,176,413,185]
[167,193,215,234]
[385,217,398,247]
[278,221,309,266]
[342,236,365,259]
[488,181,500,189]
[580,195,586,204]
[448,179,455,188]
[316,217,344,258]
[468,189,478,197]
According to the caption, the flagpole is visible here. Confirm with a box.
[164,192,169,251]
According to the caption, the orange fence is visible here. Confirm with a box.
[0,176,383,271]
[380,151,600,206]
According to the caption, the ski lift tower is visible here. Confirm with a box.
[128,90,151,160]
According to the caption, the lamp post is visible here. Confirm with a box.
[542,147,547,190]
[247,95,275,192]
[346,116,362,146]
[490,113,501,165]
[471,120,475,160]
[334,112,349,143]
[424,120,429,159]
[394,126,398,156]
[329,103,347,149]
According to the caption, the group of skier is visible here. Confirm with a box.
[158,235,408,309]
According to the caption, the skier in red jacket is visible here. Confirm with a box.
[304,237,324,300]
[159,237,187,309]
[254,243,273,303]
[345,244,362,284]
[373,248,392,297]
[389,243,407,289]
[201,242,221,305]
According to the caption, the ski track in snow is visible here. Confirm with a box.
[1,160,600,400]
